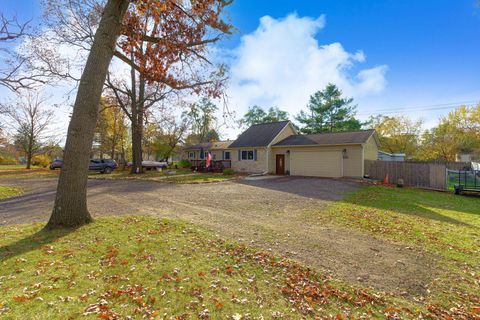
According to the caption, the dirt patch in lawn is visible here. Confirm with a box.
[108,178,438,298]
[0,176,437,298]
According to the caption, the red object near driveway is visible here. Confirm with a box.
[206,152,212,168]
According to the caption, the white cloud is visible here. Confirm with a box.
[225,13,388,137]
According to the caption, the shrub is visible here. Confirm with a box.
[223,168,235,175]
[0,155,18,165]
[178,159,191,168]
[31,154,51,168]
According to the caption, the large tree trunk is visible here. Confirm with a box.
[46,0,129,229]
[26,151,32,169]
[129,63,144,174]
[26,138,32,169]
[26,128,34,169]
[131,121,143,173]
[110,114,118,159]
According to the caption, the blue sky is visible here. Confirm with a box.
[220,0,480,127]
[224,0,480,94]
[2,0,480,138]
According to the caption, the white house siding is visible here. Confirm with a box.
[231,148,267,173]
[267,124,297,172]
[271,145,364,178]
[363,135,379,161]
[290,150,343,177]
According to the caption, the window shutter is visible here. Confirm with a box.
[222,151,224,160]
[254,149,257,161]
[200,148,204,159]
[238,150,241,161]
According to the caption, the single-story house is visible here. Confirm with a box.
[378,150,405,161]
[183,121,380,178]
[184,140,234,161]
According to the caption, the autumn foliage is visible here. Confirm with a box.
[116,0,232,96]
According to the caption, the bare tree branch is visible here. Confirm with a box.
[0,14,30,41]
[4,90,55,168]
[0,14,51,91]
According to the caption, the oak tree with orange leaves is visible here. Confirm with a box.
[107,0,230,173]
[46,0,233,229]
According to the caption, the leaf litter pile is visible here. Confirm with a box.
[0,216,478,319]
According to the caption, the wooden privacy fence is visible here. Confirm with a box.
[364,160,469,191]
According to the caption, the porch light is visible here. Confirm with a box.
[286,150,290,154]
[342,148,348,159]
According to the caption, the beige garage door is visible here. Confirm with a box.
[290,151,343,178]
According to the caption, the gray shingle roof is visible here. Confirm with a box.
[273,129,376,146]
[229,121,291,148]
[184,140,233,150]
[211,140,235,149]
[184,142,212,150]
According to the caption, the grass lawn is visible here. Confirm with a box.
[0,166,59,179]
[0,185,23,199]
[162,173,236,184]
[89,169,237,184]
[0,216,416,319]
[0,165,33,170]
[317,186,480,318]
[88,168,192,179]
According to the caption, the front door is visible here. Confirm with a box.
[276,154,285,175]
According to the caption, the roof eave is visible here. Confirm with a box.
[266,120,294,148]
[228,145,268,149]
[272,142,364,148]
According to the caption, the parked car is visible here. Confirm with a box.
[89,159,118,174]
[49,158,63,170]
[126,160,168,171]
[50,158,117,173]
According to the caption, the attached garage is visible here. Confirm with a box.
[290,150,342,178]
[271,129,380,178]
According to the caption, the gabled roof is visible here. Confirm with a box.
[211,140,235,150]
[184,140,234,151]
[273,129,377,147]
[184,142,211,151]
[229,121,291,148]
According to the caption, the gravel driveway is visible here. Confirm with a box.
[0,176,435,297]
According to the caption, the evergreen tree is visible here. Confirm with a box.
[296,84,361,133]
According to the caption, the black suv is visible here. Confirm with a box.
[89,159,118,174]
[49,158,63,170]
[49,158,118,174]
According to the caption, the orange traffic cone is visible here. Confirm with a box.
[383,173,389,185]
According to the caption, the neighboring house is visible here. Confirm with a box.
[183,121,380,178]
[378,151,405,161]
[184,140,235,161]
[456,153,479,162]
[168,153,183,163]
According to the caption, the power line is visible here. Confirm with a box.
[357,99,479,116]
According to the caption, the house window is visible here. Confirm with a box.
[189,152,195,159]
[224,151,231,160]
[204,151,209,158]
[213,153,216,160]
[241,150,254,160]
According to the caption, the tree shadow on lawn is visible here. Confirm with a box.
[237,176,360,201]
[0,226,75,262]
[342,186,479,227]
[87,178,175,193]
[237,177,477,227]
